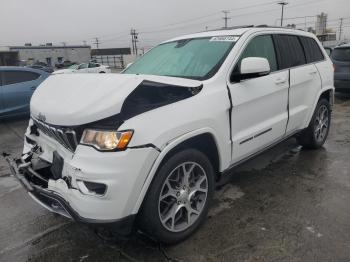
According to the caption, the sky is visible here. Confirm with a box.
[0,0,349,49]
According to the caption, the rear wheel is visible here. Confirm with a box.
[297,98,331,149]
[138,148,214,244]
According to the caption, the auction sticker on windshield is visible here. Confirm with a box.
[210,36,239,42]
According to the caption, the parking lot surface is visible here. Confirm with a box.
[0,94,349,262]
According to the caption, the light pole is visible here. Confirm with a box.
[277,1,288,27]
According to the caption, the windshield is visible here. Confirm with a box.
[332,47,350,61]
[68,64,79,69]
[123,36,239,80]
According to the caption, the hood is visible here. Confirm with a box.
[30,74,202,126]
[52,69,75,74]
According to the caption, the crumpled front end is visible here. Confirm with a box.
[6,118,160,235]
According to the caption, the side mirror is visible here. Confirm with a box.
[239,57,270,80]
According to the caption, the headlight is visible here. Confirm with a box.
[80,129,133,151]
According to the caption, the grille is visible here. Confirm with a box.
[32,118,79,152]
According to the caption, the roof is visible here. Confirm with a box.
[163,26,315,43]
[9,45,91,50]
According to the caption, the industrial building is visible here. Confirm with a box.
[0,44,91,66]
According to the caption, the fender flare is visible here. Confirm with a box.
[131,127,222,214]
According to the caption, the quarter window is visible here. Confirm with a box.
[3,71,40,85]
[231,34,277,82]
[273,35,306,69]
[299,36,324,63]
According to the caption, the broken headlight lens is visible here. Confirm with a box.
[80,129,133,151]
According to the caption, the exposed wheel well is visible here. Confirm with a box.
[160,133,220,180]
[319,89,333,106]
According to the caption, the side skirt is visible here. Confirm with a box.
[216,129,301,187]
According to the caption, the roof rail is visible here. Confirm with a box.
[206,25,254,32]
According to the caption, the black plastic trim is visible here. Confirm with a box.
[128,143,161,152]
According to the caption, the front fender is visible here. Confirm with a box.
[130,127,229,215]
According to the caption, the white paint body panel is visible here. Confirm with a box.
[24,27,334,221]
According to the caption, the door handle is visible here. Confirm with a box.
[309,70,318,75]
[274,78,287,85]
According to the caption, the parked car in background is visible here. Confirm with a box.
[0,67,49,118]
[26,64,54,73]
[52,62,111,74]
[55,60,75,69]
[331,44,350,92]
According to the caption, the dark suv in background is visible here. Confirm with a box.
[331,44,350,92]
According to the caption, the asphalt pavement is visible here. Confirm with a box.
[0,93,349,262]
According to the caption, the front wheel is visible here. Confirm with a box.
[297,98,331,149]
[138,148,214,244]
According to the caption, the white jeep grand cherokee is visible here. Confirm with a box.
[8,27,334,244]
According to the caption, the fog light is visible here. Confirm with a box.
[76,180,107,196]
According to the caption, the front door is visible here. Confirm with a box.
[227,34,289,164]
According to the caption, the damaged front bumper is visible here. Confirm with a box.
[4,153,136,236]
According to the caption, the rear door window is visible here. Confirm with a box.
[332,48,350,61]
[299,36,324,63]
[273,35,306,69]
[3,71,40,85]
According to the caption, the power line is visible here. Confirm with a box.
[138,0,278,32]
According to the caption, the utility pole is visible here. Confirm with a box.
[277,1,288,27]
[61,42,68,60]
[93,37,100,49]
[222,10,230,29]
[83,40,87,46]
[339,18,343,41]
[130,29,139,55]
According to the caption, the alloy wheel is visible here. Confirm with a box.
[158,162,208,232]
[314,104,329,143]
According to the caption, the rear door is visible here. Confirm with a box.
[273,34,322,134]
[227,34,289,163]
[2,70,42,116]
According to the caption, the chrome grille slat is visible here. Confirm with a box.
[32,118,78,152]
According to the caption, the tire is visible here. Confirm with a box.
[138,148,214,244]
[297,98,331,149]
